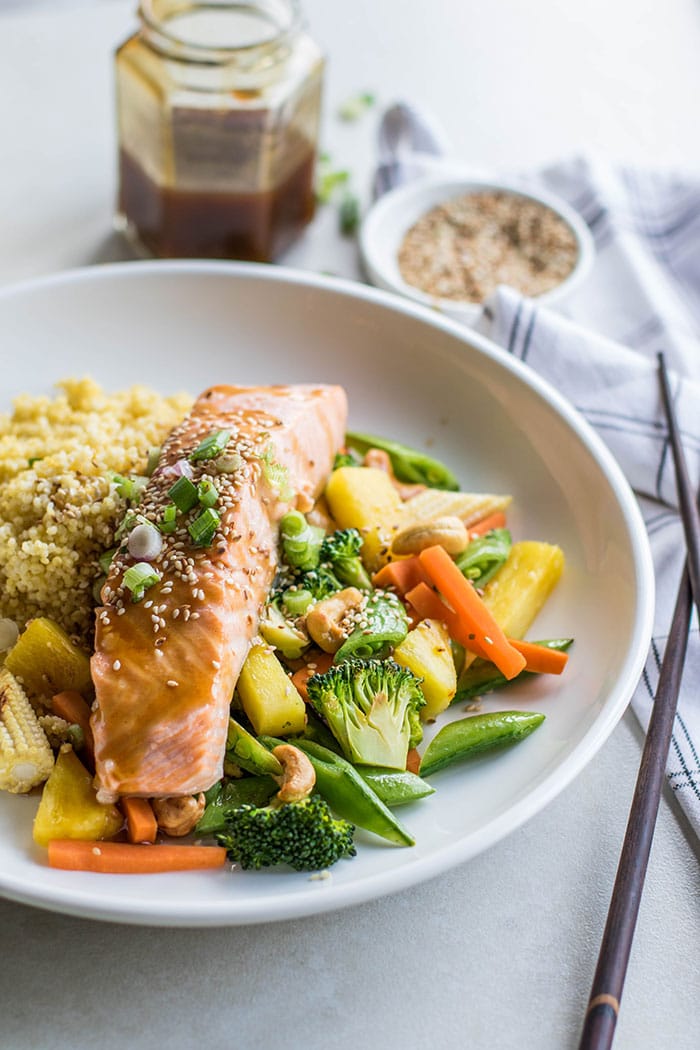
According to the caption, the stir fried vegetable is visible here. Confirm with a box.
[344,432,459,490]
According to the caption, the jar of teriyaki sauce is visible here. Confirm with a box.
[115,0,323,261]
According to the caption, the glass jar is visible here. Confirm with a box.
[115,0,323,261]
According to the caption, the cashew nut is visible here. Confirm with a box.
[272,743,316,803]
[391,515,469,557]
[305,586,364,653]
[363,449,427,501]
[152,793,206,837]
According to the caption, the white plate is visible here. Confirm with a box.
[0,261,653,926]
[360,173,595,325]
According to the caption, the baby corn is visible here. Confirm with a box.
[0,668,54,793]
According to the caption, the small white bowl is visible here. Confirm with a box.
[360,173,595,324]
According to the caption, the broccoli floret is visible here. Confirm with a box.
[320,528,372,590]
[307,658,425,770]
[216,795,356,871]
[294,564,343,603]
[333,450,359,470]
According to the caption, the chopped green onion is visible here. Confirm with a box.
[146,446,161,476]
[28,457,43,467]
[190,430,231,463]
[283,588,314,616]
[260,444,294,501]
[337,91,376,121]
[159,503,178,535]
[168,476,198,513]
[198,479,218,508]
[339,193,360,235]
[112,473,149,503]
[98,548,117,575]
[317,168,350,204]
[188,507,221,547]
[123,561,161,602]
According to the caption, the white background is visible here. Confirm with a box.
[1,2,700,1047]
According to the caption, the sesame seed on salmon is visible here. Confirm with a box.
[90,383,347,800]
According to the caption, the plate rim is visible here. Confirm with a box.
[0,260,655,926]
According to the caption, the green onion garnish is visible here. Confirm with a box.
[339,193,360,236]
[99,548,117,575]
[337,91,376,121]
[168,476,198,513]
[190,430,231,463]
[197,479,218,508]
[123,562,161,602]
[283,588,314,616]
[112,473,148,503]
[188,507,221,547]
[159,503,178,535]
[146,446,161,477]
[317,167,350,204]
[28,457,43,467]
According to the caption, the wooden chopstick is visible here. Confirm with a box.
[578,568,691,1050]
[578,353,700,1050]
[657,352,700,606]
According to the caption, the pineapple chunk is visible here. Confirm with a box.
[33,748,122,847]
[5,617,92,702]
[325,467,403,571]
[237,643,307,737]
[393,619,456,721]
[482,541,565,639]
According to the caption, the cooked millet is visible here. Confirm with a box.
[0,378,192,643]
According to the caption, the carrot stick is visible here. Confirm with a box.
[121,797,158,844]
[405,582,483,652]
[47,840,227,874]
[406,748,421,774]
[418,546,526,680]
[407,582,567,676]
[291,652,334,702]
[371,557,431,596]
[52,690,95,767]
[468,511,507,539]
[509,639,569,675]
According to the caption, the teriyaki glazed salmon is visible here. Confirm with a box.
[91,384,347,801]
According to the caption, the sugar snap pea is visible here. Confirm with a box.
[226,718,284,777]
[454,528,512,586]
[345,432,459,491]
[196,776,277,835]
[335,591,408,662]
[358,766,435,807]
[419,710,545,777]
[260,736,414,846]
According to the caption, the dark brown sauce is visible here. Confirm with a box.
[118,147,317,262]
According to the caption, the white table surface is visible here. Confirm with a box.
[2,2,700,1047]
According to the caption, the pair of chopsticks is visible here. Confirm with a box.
[578,353,698,1050]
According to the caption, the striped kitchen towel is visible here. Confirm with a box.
[373,107,700,836]
[476,158,700,837]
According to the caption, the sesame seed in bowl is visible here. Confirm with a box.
[360,174,595,325]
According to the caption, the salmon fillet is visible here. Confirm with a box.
[91,384,347,800]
